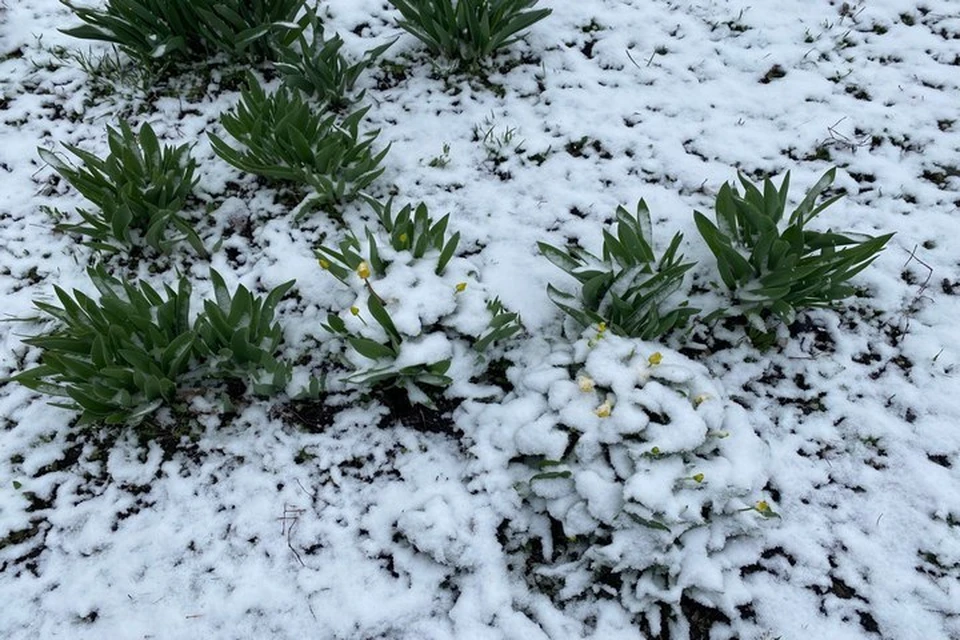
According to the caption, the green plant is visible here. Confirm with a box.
[274,7,395,110]
[42,43,155,96]
[316,199,460,279]
[7,267,294,427]
[369,198,461,274]
[40,121,207,256]
[323,295,453,404]
[427,143,452,168]
[473,112,525,164]
[694,169,894,343]
[474,297,522,352]
[316,204,523,404]
[194,271,294,394]
[387,0,551,68]
[59,0,305,69]
[209,74,389,215]
[539,200,698,340]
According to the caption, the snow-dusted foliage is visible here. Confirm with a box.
[502,329,773,630]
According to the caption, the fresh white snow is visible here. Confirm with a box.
[1,0,959,638]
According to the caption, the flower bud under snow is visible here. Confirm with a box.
[595,399,613,418]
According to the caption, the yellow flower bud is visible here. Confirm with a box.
[693,393,711,406]
[648,352,663,366]
[692,473,704,483]
[319,258,330,269]
[651,446,661,456]
[755,500,769,513]
[399,233,408,246]
[597,322,607,333]
[594,401,612,418]
[455,282,467,293]
[350,306,360,316]
[356,261,371,280]
[577,376,595,392]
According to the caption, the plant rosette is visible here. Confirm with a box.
[493,329,774,629]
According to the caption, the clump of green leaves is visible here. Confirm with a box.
[317,200,522,404]
[40,121,207,257]
[275,7,395,110]
[539,200,698,340]
[387,0,551,69]
[323,291,522,405]
[7,267,294,427]
[369,198,461,274]
[316,199,460,279]
[59,0,305,69]
[194,271,294,395]
[694,169,894,344]
[323,295,453,403]
[474,297,523,352]
[209,74,389,215]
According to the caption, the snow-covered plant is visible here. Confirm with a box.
[323,293,454,399]
[387,0,552,69]
[59,0,305,69]
[274,7,395,111]
[539,200,698,340]
[323,287,522,405]
[209,74,389,216]
[7,267,294,427]
[40,121,206,257]
[694,168,894,345]
[505,330,774,633]
[318,213,523,405]
[317,198,460,279]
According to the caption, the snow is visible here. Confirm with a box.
[2,0,960,638]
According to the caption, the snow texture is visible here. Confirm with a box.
[1,0,960,638]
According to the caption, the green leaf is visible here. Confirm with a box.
[626,512,672,532]
[436,231,460,275]
[531,470,572,481]
[349,337,396,361]
[366,294,402,348]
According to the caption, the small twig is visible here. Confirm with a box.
[899,244,934,328]
[295,478,317,499]
[278,503,307,567]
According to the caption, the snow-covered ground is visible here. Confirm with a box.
[1,0,959,638]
